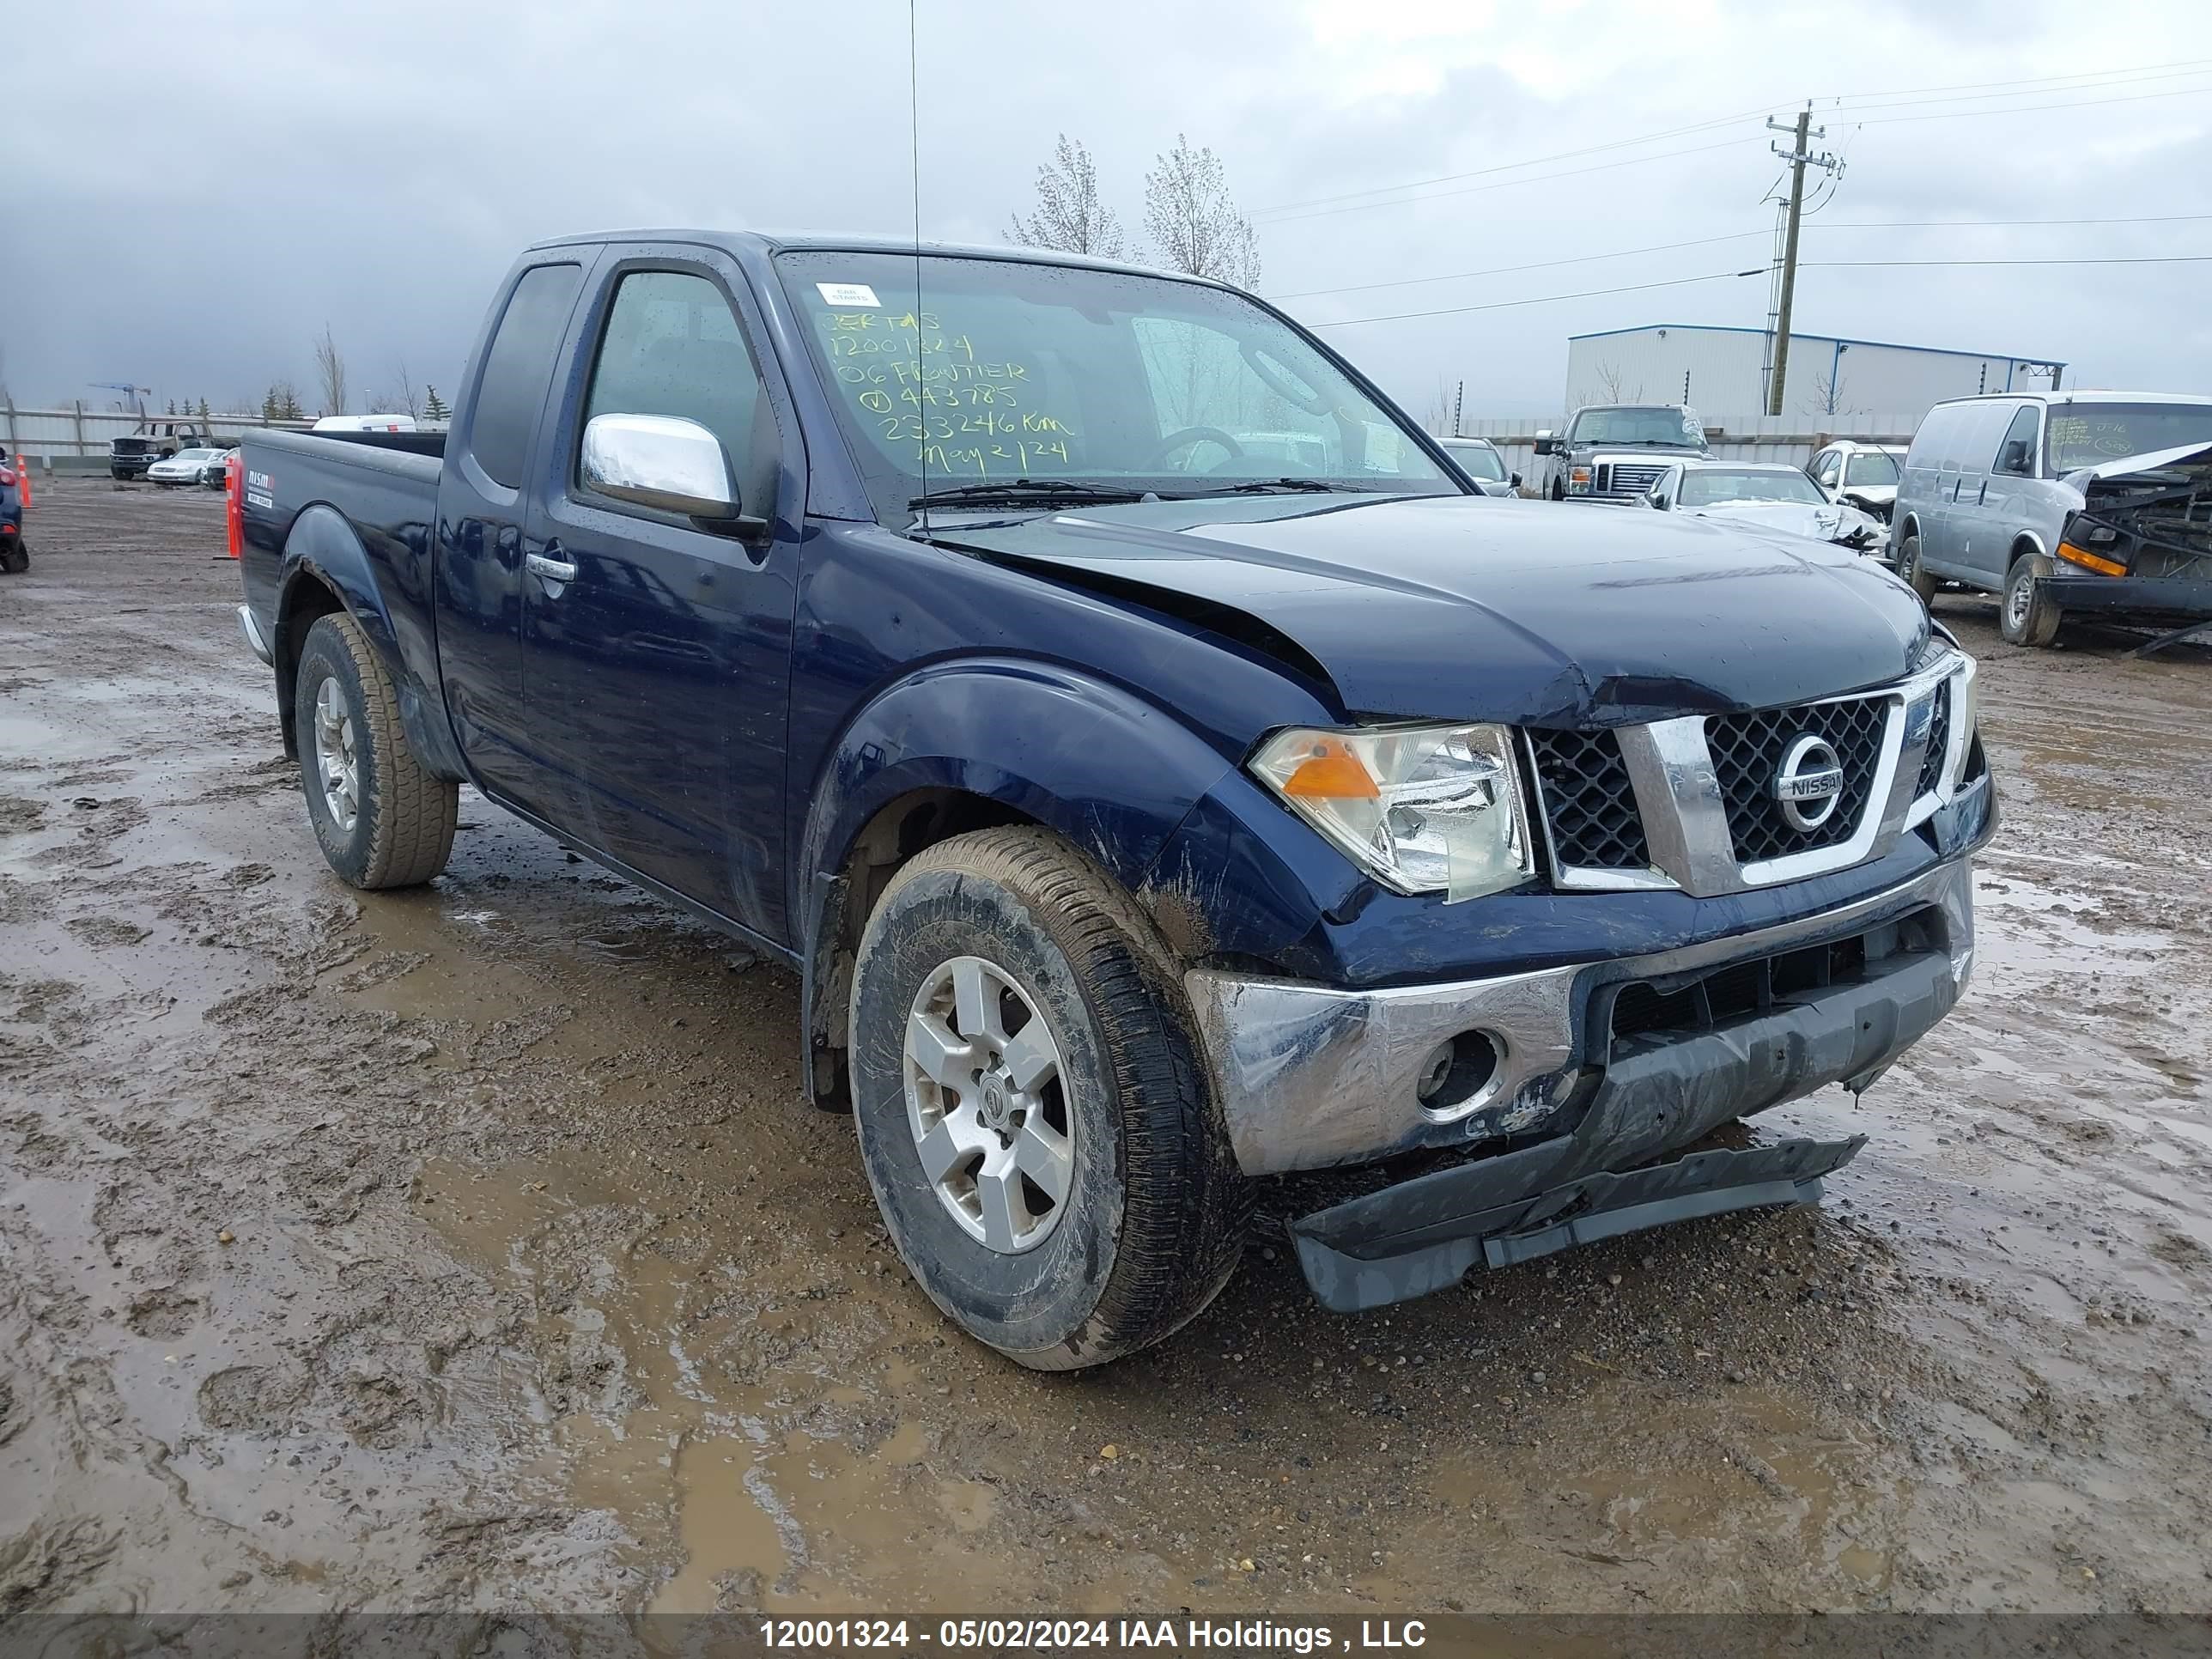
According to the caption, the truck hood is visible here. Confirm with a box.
[1584,444,1707,459]
[2067,441,2212,492]
[938,494,1928,726]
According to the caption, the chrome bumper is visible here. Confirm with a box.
[1186,848,1978,1176]
[237,604,272,665]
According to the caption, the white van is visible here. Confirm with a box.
[311,415,419,434]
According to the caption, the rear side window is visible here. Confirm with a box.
[582,270,764,481]
[468,262,584,489]
[1905,406,1956,471]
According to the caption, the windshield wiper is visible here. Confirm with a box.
[1180,477,1370,496]
[909,479,1147,509]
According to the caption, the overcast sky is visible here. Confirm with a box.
[5,0,2207,422]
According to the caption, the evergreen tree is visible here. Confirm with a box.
[422,386,450,422]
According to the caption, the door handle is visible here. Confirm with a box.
[526,549,578,586]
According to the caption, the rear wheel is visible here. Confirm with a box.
[2000,551,2062,647]
[1898,532,1937,605]
[848,826,1249,1370]
[293,612,459,888]
[0,539,26,574]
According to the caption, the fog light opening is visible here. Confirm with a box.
[1415,1030,1502,1113]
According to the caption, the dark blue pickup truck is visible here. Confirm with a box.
[234,231,1995,1369]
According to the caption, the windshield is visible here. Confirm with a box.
[174,449,216,463]
[2045,403,2212,472]
[1678,468,1825,507]
[1842,451,1900,486]
[775,251,1452,520]
[1568,406,1703,447]
[1443,441,1506,481]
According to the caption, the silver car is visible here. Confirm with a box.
[1439,435,1520,496]
[1893,392,2212,647]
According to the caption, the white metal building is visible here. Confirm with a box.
[1564,324,2065,424]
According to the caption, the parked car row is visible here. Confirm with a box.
[1464,394,2210,653]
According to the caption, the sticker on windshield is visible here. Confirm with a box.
[816,282,882,308]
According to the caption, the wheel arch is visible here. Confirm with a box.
[274,505,465,778]
[793,659,1237,1109]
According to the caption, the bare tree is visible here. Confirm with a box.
[1143,135,1261,289]
[1422,377,1455,437]
[1802,368,1859,420]
[390,356,422,421]
[1007,135,1127,258]
[1594,362,1643,402]
[312,325,348,416]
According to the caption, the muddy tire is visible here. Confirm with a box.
[2000,551,2062,648]
[1898,532,1937,605]
[293,612,458,889]
[848,826,1249,1370]
[0,539,25,574]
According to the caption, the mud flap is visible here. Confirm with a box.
[1291,1135,1866,1313]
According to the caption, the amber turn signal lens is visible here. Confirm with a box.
[2057,541,2126,577]
[1279,739,1380,799]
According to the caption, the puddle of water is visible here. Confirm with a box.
[412,1151,952,1612]
[1972,870,2169,989]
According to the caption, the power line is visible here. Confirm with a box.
[1813,57,2212,106]
[1304,270,1765,330]
[1250,106,1772,217]
[1273,212,2212,305]
[1820,64,2212,115]
[1850,83,2212,125]
[1252,58,2212,222]
[1270,231,1765,301]
[1297,251,2207,332]
[1805,254,2212,266]
[1260,136,1750,226]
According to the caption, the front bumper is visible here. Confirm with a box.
[1188,850,1976,1178]
[2045,575,2212,624]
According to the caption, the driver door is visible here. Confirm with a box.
[518,253,800,940]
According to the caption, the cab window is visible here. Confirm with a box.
[581,269,769,510]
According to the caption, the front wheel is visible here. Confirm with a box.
[2000,552,2062,647]
[1897,532,1938,605]
[293,612,459,888]
[848,827,1249,1370]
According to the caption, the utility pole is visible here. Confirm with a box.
[1765,108,1842,417]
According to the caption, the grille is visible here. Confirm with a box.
[1528,728,1650,871]
[1705,696,1889,864]
[1599,461,1668,495]
[1913,682,1951,802]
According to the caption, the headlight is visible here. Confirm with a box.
[1568,466,1592,495]
[1250,723,1535,902]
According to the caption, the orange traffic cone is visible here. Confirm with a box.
[11,454,29,508]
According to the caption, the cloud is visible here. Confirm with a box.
[3,0,2204,418]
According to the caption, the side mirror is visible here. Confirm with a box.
[1650,492,1670,511]
[582,413,742,521]
[1533,437,1559,457]
[2000,438,2031,475]
[1509,471,1522,487]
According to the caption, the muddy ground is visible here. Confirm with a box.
[2,478,2209,1624]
